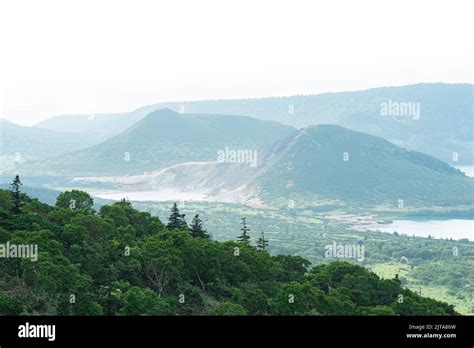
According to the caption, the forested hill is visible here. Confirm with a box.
[0,185,457,316]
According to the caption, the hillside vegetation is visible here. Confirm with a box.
[0,182,458,316]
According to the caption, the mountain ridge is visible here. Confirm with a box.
[30,83,474,164]
[20,109,295,176]
[74,124,473,210]
[0,119,94,159]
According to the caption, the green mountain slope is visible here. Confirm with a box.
[22,109,295,176]
[69,124,473,211]
[257,125,473,208]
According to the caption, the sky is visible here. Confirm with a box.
[0,0,472,125]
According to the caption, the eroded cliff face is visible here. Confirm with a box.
[73,160,268,207]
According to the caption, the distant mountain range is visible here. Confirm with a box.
[31,83,474,164]
[34,106,157,146]
[0,119,93,158]
[73,125,474,209]
[21,109,295,176]
[2,83,473,211]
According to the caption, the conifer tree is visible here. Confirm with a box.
[9,174,23,214]
[237,217,251,243]
[256,230,269,251]
[166,202,187,230]
[189,214,209,238]
[119,198,131,206]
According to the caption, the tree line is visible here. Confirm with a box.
[0,175,457,316]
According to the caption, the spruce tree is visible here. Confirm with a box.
[119,198,131,206]
[237,217,251,243]
[166,203,187,230]
[189,214,209,238]
[9,174,23,214]
[256,230,269,251]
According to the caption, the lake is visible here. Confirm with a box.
[94,190,207,202]
[355,219,473,241]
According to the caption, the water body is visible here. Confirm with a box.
[94,190,207,202]
[355,219,473,241]
[453,165,474,178]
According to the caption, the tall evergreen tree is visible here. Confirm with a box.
[256,230,269,251]
[166,203,187,230]
[237,217,251,243]
[9,174,23,214]
[189,214,209,238]
[119,198,131,206]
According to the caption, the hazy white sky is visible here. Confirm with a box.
[0,0,472,125]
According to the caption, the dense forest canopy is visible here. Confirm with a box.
[0,177,457,316]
